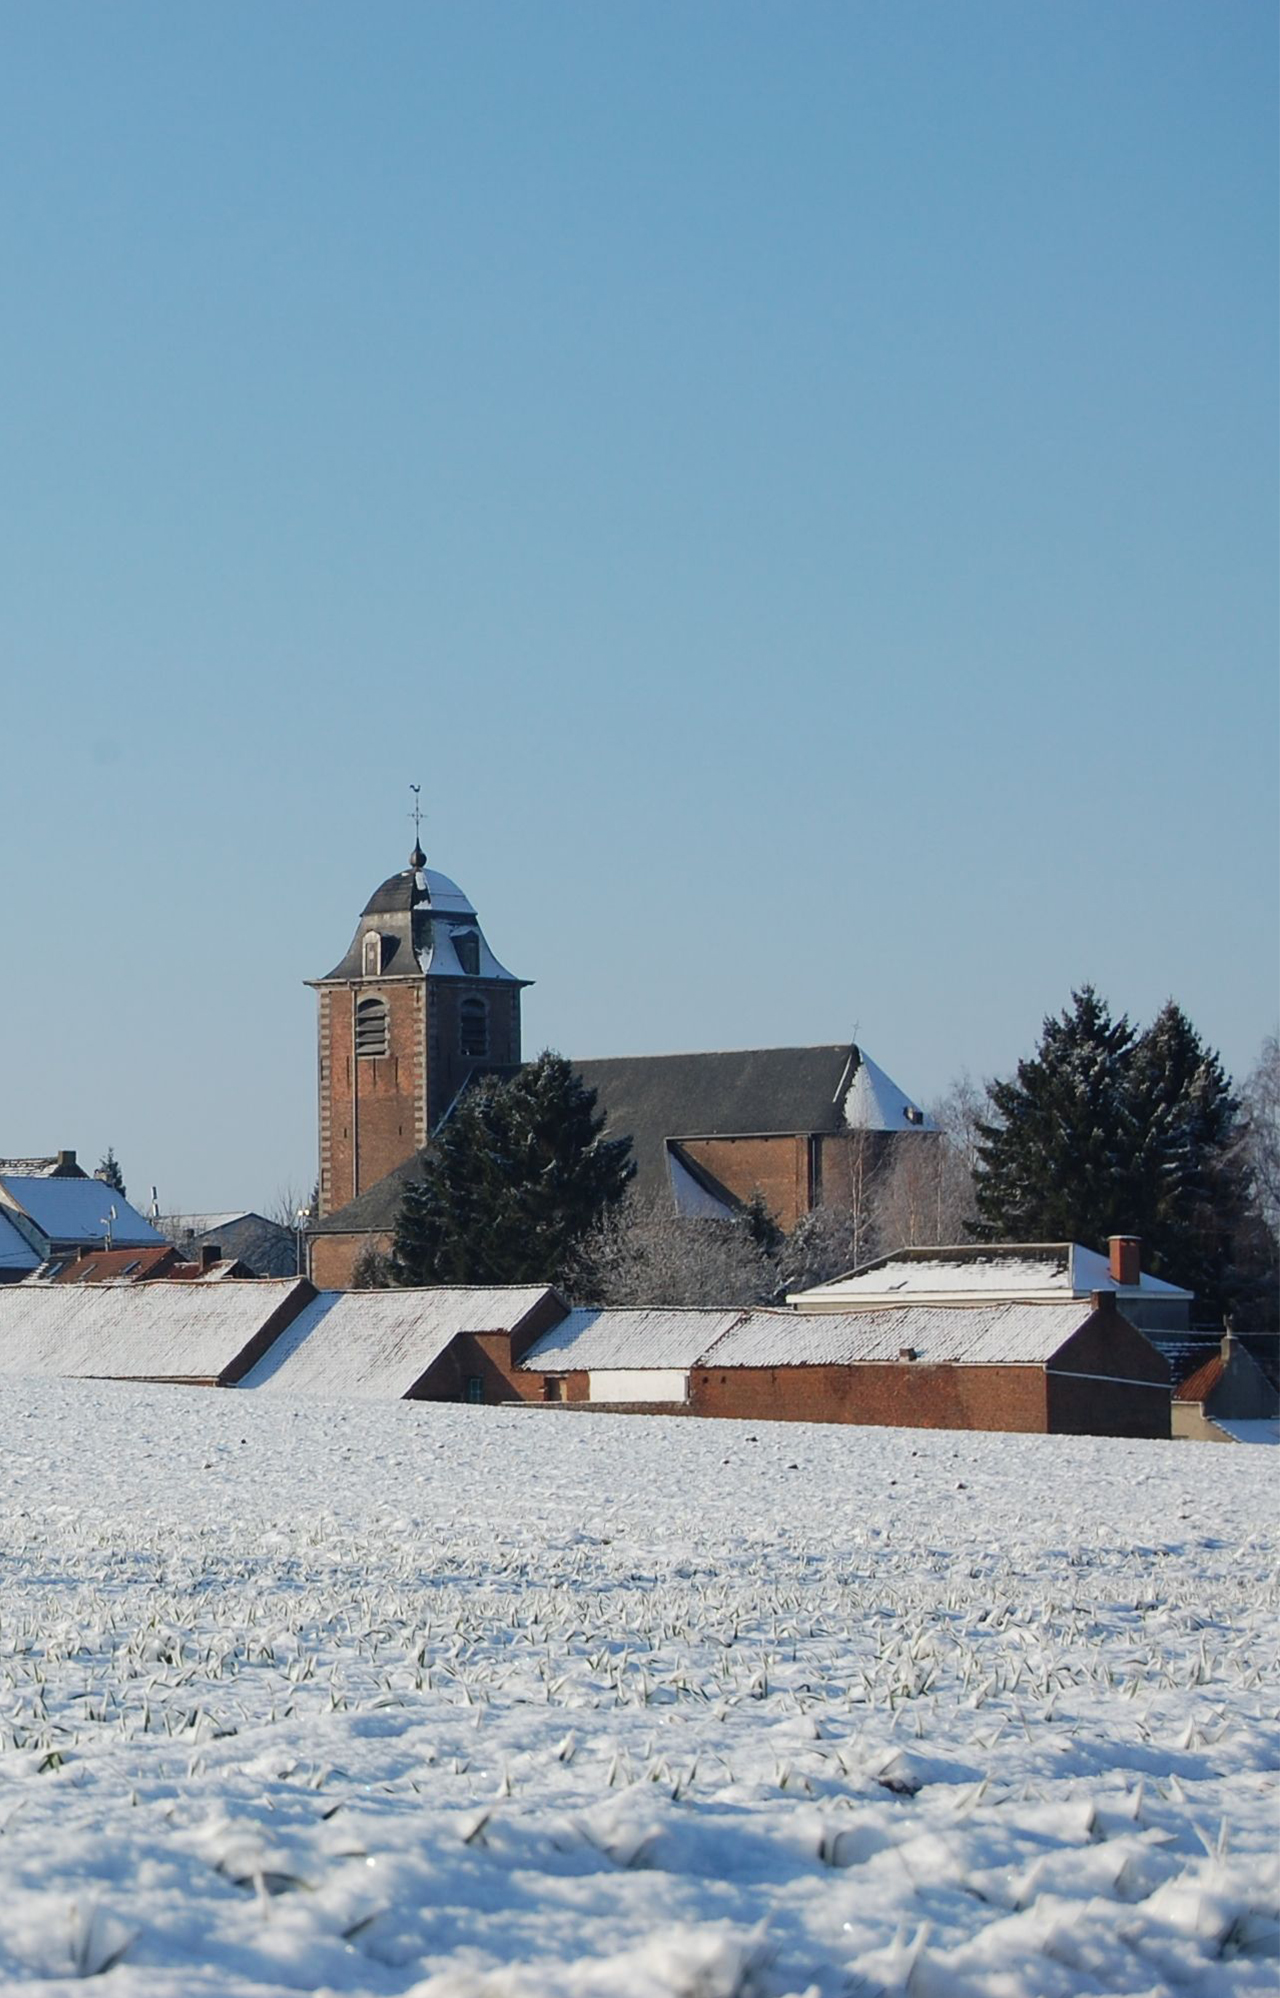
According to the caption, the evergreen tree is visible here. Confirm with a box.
[972,986,1138,1246]
[390,1052,634,1287]
[1127,1001,1252,1318]
[96,1148,127,1197]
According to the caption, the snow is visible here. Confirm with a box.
[1209,1418,1280,1447]
[525,1308,745,1373]
[0,1208,40,1275]
[795,1245,1191,1312]
[842,1052,934,1133]
[0,1280,307,1381]
[0,1376,1274,1997]
[0,1175,167,1250]
[241,1288,556,1397]
[699,1300,1094,1368]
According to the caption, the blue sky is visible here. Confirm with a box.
[2,1,1275,1214]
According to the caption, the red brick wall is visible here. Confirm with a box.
[678,1136,812,1230]
[690,1362,1049,1431]
[309,1231,393,1289]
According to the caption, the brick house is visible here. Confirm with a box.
[1171,1329,1278,1444]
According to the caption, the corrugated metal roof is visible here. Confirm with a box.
[699,1301,1094,1369]
[241,1286,557,1397]
[523,1307,748,1373]
[0,1280,307,1380]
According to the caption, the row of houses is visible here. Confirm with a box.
[1,1243,1273,1441]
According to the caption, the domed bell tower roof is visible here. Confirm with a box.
[311,844,528,986]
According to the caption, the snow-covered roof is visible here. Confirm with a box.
[843,1051,934,1132]
[0,1210,40,1275]
[0,1280,308,1381]
[240,1286,558,1398]
[1210,1418,1280,1446]
[793,1243,1192,1311]
[522,1308,747,1374]
[701,1301,1102,1369]
[0,1176,166,1250]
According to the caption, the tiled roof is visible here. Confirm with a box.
[1173,1354,1226,1404]
[240,1286,559,1398]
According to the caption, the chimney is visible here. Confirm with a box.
[1220,1316,1237,1363]
[1108,1236,1141,1288]
[1091,1289,1118,1316]
[55,1149,77,1173]
[199,1244,220,1271]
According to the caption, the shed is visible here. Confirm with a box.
[238,1286,566,1403]
[0,1279,312,1385]
[522,1307,748,1405]
[691,1294,1170,1437]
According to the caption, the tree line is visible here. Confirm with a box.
[370,999,1278,1327]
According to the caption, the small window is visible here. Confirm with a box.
[460,996,488,1059]
[355,996,389,1058]
[453,930,480,977]
[465,1375,484,1405]
[544,1377,565,1402]
[362,932,382,977]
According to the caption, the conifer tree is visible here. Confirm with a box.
[1127,1001,1251,1317]
[390,1052,634,1287]
[96,1147,126,1197]
[972,987,1137,1248]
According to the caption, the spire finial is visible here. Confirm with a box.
[408,783,426,867]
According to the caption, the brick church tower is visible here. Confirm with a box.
[309,842,529,1219]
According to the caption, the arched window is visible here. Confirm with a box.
[453,930,479,976]
[355,996,389,1058]
[362,932,382,977]
[460,996,488,1059]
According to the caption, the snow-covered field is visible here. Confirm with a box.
[0,1380,1275,1997]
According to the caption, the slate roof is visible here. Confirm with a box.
[240,1286,560,1398]
[314,856,525,985]
[0,1280,309,1382]
[574,1044,929,1205]
[175,1214,301,1278]
[308,1150,431,1237]
[0,1210,39,1276]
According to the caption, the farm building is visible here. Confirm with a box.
[0,1279,310,1386]
[1171,1330,1279,1444]
[792,1237,1194,1334]
[238,1286,564,1401]
[518,1293,1171,1438]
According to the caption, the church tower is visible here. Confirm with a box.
[309,842,529,1218]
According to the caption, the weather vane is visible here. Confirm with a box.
[408,783,425,844]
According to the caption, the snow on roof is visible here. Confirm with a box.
[1211,1418,1280,1446]
[241,1286,557,1398]
[843,1051,934,1132]
[793,1243,1192,1310]
[700,1301,1100,1369]
[0,1210,39,1275]
[523,1308,748,1374]
[0,1176,166,1250]
[0,1281,307,1381]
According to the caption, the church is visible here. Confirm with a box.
[306,841,934,1288]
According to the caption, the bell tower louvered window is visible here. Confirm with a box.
[460,996,488,1059]
[355,996,389,1058]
